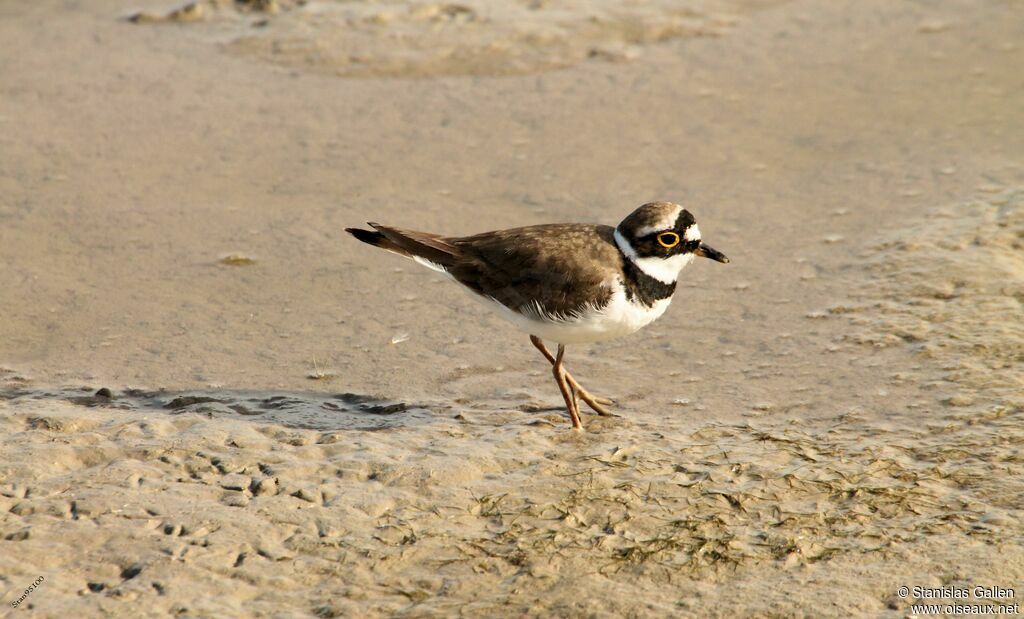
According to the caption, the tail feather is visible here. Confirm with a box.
[348,222,461,268]
[345,227,411,258]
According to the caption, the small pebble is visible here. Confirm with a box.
[219,475,250,492]
[944,394,975,407]
[253,478,277,496]
[916,20,952,33]
[292,488,321,503]
[219,254,255,266]
[221,493,249,508]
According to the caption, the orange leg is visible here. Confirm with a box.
[530,335,613,417]
[552,344,583,430]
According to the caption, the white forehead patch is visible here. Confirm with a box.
[684,224,701,242]
[635,204,683,237]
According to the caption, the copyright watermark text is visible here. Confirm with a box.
[896,584,1018,616]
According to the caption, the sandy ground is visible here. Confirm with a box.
[1,0,1022,616]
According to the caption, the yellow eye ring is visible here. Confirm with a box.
[657,232,680,248]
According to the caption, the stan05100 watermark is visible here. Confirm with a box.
[10,576,44,609]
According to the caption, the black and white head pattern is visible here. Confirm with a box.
[613,202,702,284]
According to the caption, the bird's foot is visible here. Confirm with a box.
[564,372,615,416]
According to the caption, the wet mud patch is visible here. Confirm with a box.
[0,383,433,431]
[124,0,771,77]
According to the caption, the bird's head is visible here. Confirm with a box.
[614,201,729,284]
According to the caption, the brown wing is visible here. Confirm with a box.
[444,224,623,319]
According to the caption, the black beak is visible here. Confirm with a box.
[694,242,730,263]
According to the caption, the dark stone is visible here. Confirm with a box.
[121,563,143,580]
[164,396,223,409]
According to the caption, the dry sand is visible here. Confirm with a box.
[1,0,1023,616]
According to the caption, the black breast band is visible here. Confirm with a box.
[619,257,677,307]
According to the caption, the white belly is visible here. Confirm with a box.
[479,280,672,345]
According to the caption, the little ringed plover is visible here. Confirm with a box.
[346,201,729,430]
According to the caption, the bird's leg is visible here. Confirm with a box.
[552,344,583,430]
[529,335,614,416]
[530,334,556,364]
[568,379,580,414]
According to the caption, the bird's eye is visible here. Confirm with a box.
[657,232,680,248]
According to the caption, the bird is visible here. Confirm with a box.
[345,201,729,430]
